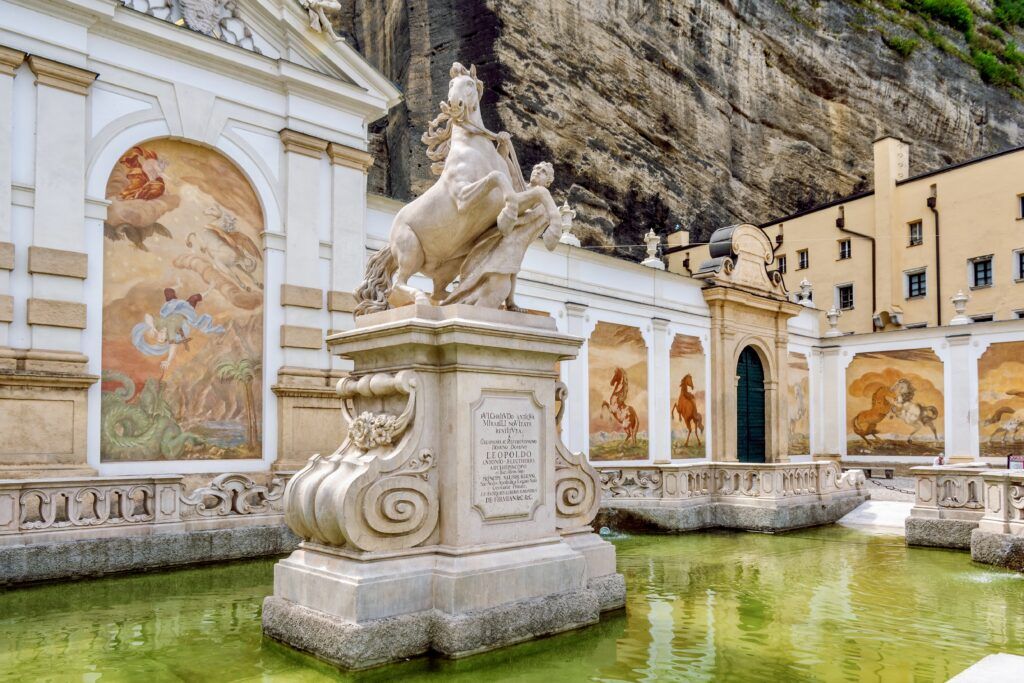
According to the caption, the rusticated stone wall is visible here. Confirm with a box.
[334,0,1024,259]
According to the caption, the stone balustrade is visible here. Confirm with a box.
[596,461,867,532]
[0,472,297,585]
[977,470,1024,537]
[907,464,1002,549]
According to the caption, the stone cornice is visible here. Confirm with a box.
[327,142,373,172]
[279,128,329,159]
[27,56,98,95]
[0,45,27,76]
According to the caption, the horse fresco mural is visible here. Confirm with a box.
[979,341,1024,457]
[787,352,810,456]
[101,140,264,461]
[669,334,706,458]
[845,349,944,456]
[589,322,648,460]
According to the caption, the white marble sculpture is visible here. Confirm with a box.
[297,0,342,40]
[354,63,562,315]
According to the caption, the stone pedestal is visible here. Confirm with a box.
[263,305,624,670]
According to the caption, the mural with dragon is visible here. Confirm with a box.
[588,322,648,461]
[845,349,944,457]
[978,341,1024,458]
[669,334,705,459]
[101,140,264,461]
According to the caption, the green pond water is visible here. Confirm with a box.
[2,527,1023,682]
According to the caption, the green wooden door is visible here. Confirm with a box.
[736,346,766,463]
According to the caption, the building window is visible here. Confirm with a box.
[909,220,923,246]
[797,249,809,270]
[777,254,787,274]
[1019,194,1024,219]
[906,270,927,298]
[838,239,851,260]
[1015,310,1024,319]
[1016,249,1024,281]
[971,314,995,323]
[906,322,928,329]
[837,284,854,310]
[971,256,993,288]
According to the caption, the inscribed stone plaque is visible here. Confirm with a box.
[472,393,544,521]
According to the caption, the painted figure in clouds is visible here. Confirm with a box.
[132,286,224,370]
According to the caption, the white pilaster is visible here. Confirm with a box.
[944,332,975,461]
[564,302,591,455]
[0,47,27,347]
[650,318,671,463]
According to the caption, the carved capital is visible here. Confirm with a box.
[0,45,27,77]
[28,56,97,95]
[328,142,374,172]
[279,128,329,159]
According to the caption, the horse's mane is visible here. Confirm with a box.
[422,63,484,176]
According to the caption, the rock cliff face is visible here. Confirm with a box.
[337,1,1024,258]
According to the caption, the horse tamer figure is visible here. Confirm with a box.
[354,62,563,315]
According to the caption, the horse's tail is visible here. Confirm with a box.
[354,246,397,316]
[922,404,939,421]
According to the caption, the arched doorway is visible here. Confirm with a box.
[736,346,765,463]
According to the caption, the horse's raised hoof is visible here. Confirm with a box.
[497,206,517,235]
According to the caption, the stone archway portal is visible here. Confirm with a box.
[736,346,766,463]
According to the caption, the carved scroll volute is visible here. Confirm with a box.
[283,369,440,552]
[553,382,601,531]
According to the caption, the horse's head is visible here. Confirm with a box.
[447,62,483,121]
[891,378,914,402]
[681,374,694,390]
[610,367,625,386]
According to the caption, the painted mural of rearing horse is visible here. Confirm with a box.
[671,373,703,446]
[602,367,640,446]
[354,63,562,314]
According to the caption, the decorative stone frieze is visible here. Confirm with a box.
[0,242,13,270]
[280,284,323,309]
[279,324,322,349]
[26,298,87,329]
[327,142,373,172]
[279,128,329,159]
[28,246,88,279]
[0,46,26,76]
[27,56,98,95]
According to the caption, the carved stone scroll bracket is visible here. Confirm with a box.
[284,370,440,552]
[179,473,285,518]
[552,382,601,531]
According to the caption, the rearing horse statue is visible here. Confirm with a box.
[355,63,563,314]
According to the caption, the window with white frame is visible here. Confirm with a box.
[908,220,923,246]
[797,249,809,270]
[777,254,787,274]
[838,239,851,260]
[836,283,854,310]
[906,269,926,298]
[971,256,993,288]
[971,314,995,323]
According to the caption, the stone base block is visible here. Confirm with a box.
[0,524,298,585]
[905,517,978,549]
[595,492,868,534]
[263,539,624,670]
[263,574,623,670]
[971,529,1024,572]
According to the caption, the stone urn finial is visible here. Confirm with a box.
[557,201,580,247]
[798,279,813,307]
[949,289,971,325]
[641,229,665,270]
[824,306,843,337]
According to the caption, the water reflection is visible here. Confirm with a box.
[0,527,1021,682]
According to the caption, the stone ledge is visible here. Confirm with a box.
[971,529,1024,572]
[595,492,868,534]
[0,295,11,323]
[0,241,13,270]
[279,128,328,158]
[26,298,86,329]
[0,524,299,585]
[327,142,373,172]
[280,284,323,309]
[262,574,623,670]
[327,290,357,313]
[28,246,88,279]
[280,324,323,350]
[0,46,27,76]
[905,517,977,550]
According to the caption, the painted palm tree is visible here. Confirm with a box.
[215,357,261,447]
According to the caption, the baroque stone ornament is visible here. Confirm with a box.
[120,0,264,54]
[552,382,602,530]
[695,224,787,298]
[354,62,563,315]
[297,0,342,40]
[284,369,439,551]
[179,473,285,517]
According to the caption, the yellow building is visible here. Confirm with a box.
[671,137,1024,334]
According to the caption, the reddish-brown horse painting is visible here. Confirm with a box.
[602,367,639,445]
[671,373,704,446]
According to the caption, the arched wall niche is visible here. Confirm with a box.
[97,137,267,464]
